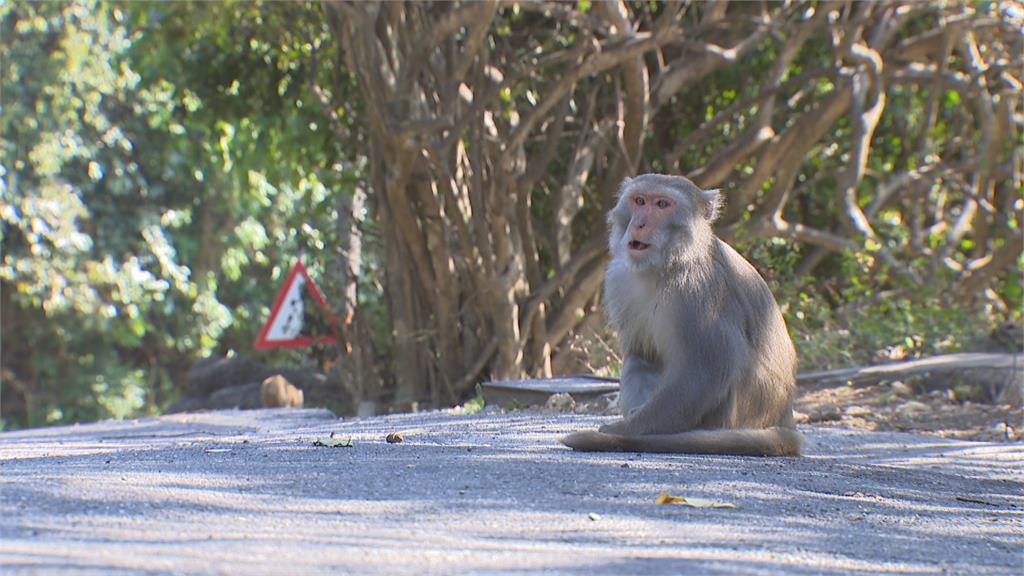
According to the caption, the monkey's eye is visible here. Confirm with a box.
[655,199,671,209]
[634,196,646,206]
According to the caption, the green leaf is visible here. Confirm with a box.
[314,435,353,448]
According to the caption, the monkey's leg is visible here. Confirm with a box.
[601,322,748,436]
[618,355,661,414]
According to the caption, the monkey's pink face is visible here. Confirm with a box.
[626,192,677,256]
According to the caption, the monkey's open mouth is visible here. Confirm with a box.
[628,240,651,251]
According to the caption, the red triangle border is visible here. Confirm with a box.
[253,261,339,350]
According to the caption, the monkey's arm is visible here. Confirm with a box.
[600,321,747,436]
[617,355,661,414]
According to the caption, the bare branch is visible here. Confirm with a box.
[653,24,771,107]
[507,29,673,156]
[837,42,886,238]
[962,230,1024,295]
[451,336,499,397]
[727,86,853,227]
[544,255,608,351]
[453,2,501,80]
[667,68,832,172]
[595,0,650,171]
[686,125,773,188]
[866,162,951,217]
[757,217,921,284]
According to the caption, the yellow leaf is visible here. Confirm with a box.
[656,491,737,509]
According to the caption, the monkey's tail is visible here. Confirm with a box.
[560,427,802,457]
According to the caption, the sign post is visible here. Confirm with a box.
[253,261,338,350]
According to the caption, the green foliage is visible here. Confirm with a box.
[457,384,487,415]
[739,234,1003,371]
[1,0,364,428]
[784,285,989,371]
[2,0,183,426]
[2,1,1017,428]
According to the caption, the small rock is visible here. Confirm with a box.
[890,381,914,398]
[844,405,871,417]
[576,392,617,413]
[991,421,1018,441]
[260,375,303,408]
[873,345,908,363]
[545,393,576,413]
[808,405,842,422]
[896,401,930,416]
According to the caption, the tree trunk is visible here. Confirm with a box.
[322,0,1023,407]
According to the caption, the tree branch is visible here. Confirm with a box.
[507,29,672,157]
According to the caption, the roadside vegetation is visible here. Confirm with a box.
[2,1,1020,428]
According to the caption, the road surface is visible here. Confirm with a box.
[1,408,1021,574]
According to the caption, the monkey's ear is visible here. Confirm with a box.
[615,176,635,203]
[701,188,723,222]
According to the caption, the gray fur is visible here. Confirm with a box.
[561,174,801,456]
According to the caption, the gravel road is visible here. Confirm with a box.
[1,408,1021,575]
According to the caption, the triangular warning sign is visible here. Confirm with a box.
[254,261,338,350]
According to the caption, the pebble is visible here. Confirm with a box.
[545,393,576,413]
[990,421,1018,440]
[808,406,842,422]
[890,381,914,398]
[845,405,871,417]
[896,401,930,416]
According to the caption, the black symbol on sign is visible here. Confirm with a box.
[279,277,306,338]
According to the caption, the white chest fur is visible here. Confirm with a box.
[604,262,672,361]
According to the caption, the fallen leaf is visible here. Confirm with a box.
[656,491,737,509]
[314,436,353,448]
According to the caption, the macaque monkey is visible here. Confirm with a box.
[260,375,304,408]
[561,174,801,456]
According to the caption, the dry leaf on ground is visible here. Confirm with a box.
[656,491,737,509]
